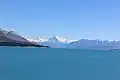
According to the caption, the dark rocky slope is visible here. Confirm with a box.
[0,28,50,48]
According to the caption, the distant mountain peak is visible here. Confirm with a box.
[48,36,59,40]
[48,36,69,43]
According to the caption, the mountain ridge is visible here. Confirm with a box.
[0,28,49,48]
[26,36,120,50]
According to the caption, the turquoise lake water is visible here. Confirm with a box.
[0,47,120,80]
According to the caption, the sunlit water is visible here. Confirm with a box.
[0,47,120,80]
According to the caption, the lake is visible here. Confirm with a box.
[0,47,120,80]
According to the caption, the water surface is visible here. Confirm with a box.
[0,47,120,80]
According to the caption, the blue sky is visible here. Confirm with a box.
[0,0,120,40]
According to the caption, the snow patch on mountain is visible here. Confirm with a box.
[47,36,70,43]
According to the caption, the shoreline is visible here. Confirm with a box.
[0,42,50,48]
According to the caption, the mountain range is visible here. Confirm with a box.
[26,36,120,50]
[2,28,119,50]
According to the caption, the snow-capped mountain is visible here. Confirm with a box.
[67,39,120,50]
[26,36,71,43]
[26,36,71,48]
[42,36,70,48]
[47,36,70,43]
[26,36,120,50]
